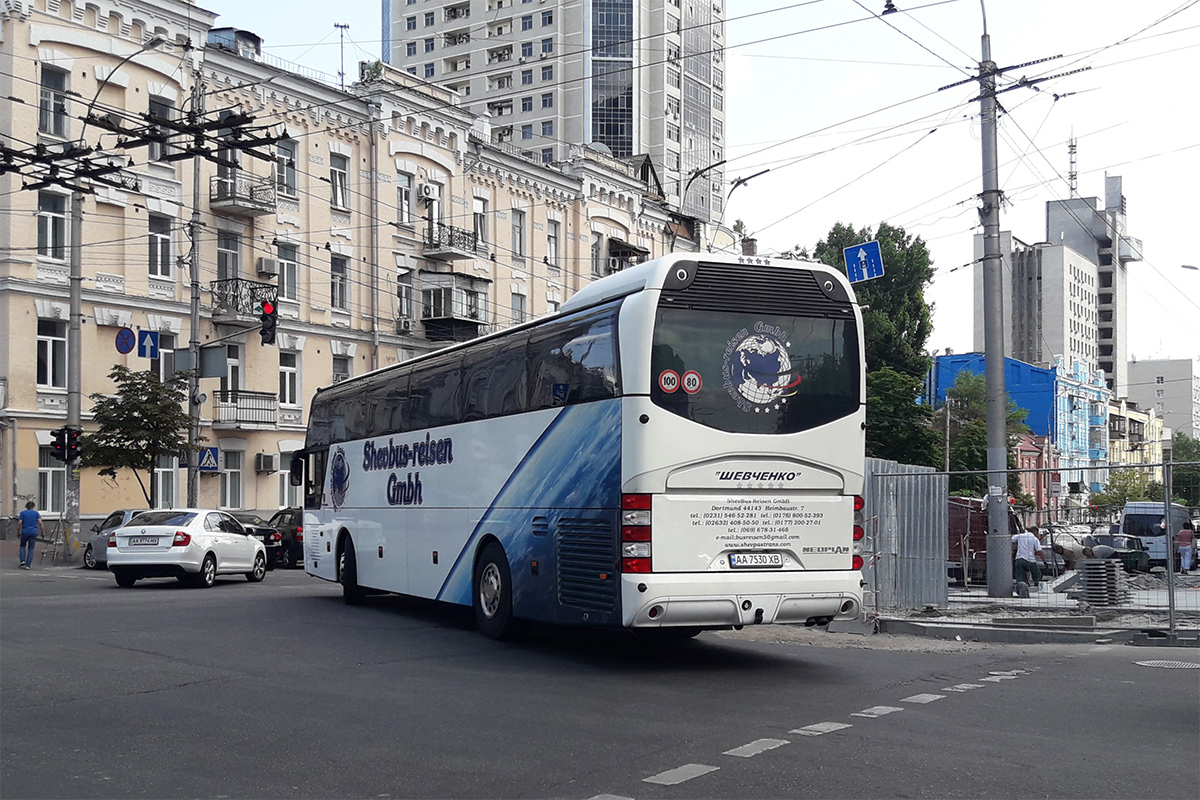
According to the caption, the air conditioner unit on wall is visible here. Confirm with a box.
[418,183,439,200]
[255,453,277,473]
[396,317,415,334]
[256,257,279,277]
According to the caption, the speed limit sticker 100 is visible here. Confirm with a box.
[658,369,680,393]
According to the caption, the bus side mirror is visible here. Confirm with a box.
[289,454,304,487]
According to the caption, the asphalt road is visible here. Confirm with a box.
[2,561,1197,800]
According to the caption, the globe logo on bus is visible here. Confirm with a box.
[328,446,350,511]
[723,327,803,412]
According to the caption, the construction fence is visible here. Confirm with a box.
[860,458,1200,631]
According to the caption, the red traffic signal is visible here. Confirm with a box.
[259,297,278,345]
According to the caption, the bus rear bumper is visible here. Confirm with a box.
[621,571,864,629]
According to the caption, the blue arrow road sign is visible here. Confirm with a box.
[137,330,160,359]
[843,240,885,284]
[115,327,136,355]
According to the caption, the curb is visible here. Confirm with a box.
[878,618,1200,647]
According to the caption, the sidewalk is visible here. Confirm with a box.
[0,535,82,569]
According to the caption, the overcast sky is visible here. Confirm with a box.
[199,0,1200,365]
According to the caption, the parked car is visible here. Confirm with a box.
[267,507,303,569]
[84,509,149,569]
[106,509,268,588]
[1084,532,1151,573]
[227,510,284,569]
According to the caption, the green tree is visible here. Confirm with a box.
[81,365,197,507]
[1089,468,1154,509]
[1172,432,1200,506]
[941,372,1030,495]
[865,367,940,465]
[806,221,939,467]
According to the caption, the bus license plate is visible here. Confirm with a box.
[729,552,783,568]
[129,536,159,546]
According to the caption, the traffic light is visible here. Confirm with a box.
[65,427,81,462]
[258,298,277,345]
[50,426,67,462]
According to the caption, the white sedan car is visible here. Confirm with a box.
[107,509,268,588]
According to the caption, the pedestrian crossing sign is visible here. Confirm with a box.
[199,447,219,472]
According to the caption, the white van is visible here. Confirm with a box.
[1120,501,1190,568]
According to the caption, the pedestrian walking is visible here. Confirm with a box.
[18,501,43,569]
[1012,524,1045,590]
[1178,521,1195,575]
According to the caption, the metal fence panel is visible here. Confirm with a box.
[864,458,948,612]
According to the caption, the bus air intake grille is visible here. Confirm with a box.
[661,263,851,318]
[556,518,618,613]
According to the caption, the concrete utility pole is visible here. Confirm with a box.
[186,55,205,508]
[977,14,1012,598]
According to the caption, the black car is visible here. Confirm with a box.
[267,508,303,569]
[227,511,284,569]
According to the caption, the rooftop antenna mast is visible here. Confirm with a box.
[335,23,349,90]
[1067,133,1077,197]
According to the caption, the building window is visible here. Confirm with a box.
[541,120,553,136]
[37,193,67,260]
[473,197,489,242]
[331,255,348,310]
[147,96,173,161]
[522,97,533,112]
[217,232,240,280]
[332,355,352,384]
[220,450,243,509]
[541,148,553,163]
[330,154,349,209]
[424,63,435,78]
[522,42,533,58]
[591,233,605,277]
[406,15,417,30]
[38,447,65,514]
[521,124,533,140]
[424,37,435,53]
[521,69,533,85]
[1155,376,1164,384]
[275,140,298,197]
[397,271,414,319]
[278,243,299,301]
[521,15,533,30]
[39,66,69,137]
[406,41,417,57]
[148,214,172,277]
[541,38,553,54]
[511,209,526,256]
[279,351,299,406]
[542,10,553,25]
[397,173,414,224]
[279,469,302,508]
[424,11,435,26]
[541,92,553,108]
[151,333,176,383]
[37,319,67,388]
[511,292,527,324]
[546,219,560,268]
[541,65,553,81]
[154,455,177,509]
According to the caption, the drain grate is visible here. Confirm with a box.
[1134,660,1200,670]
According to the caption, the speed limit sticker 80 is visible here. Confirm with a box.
[682,370,702,394]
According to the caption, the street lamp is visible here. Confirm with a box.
[64,33,168,560]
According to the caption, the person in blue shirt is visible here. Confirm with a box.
[18,501,43,569]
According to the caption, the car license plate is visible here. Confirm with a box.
[729,552,784,568]
[129,536,158,546]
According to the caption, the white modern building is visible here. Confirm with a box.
[1126,358,1200,439]
[974,175,1141,396]
[382,0,726,223]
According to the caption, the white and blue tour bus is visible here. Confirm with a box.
[292,253,867,638]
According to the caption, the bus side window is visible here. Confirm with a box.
[463,335,529,421]
[305,451,327,510]
[406,353,464,431]
[528,307,619,409]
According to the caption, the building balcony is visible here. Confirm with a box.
[422,308,487,343]
[1089,447,1108,461]
[210,174,276,217]
[423,222,482,261]
[210,278,278,325]
[1089,414,1107,427]
[213,389,277,429]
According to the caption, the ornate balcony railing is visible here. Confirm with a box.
[213,390,277,426]
[423,222,480,260]
[210,278,277,320]
[210,174,276,216]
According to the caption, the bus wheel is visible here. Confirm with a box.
[339,539,366,606]
[474,542,517,640]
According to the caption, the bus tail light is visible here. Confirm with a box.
[172,532,191,547]
[852,555,864,570]
[621,494,652,573]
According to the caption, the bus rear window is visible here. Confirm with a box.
[650,308,860,434]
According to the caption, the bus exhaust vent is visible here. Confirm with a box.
[556,518,617,612]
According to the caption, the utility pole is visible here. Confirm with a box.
[335,24,350,91]
[186,54,205,508]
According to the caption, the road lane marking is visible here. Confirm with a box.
[723,739,789,758]
[943,683,984,692]
[850,706,904,718]
[587,795,634,800]
[790,722,853,736]
[643,764,719,785]
[979,675,1019,682]
[900,693,945,704]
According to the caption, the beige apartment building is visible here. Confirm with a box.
[1,0,676,533]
